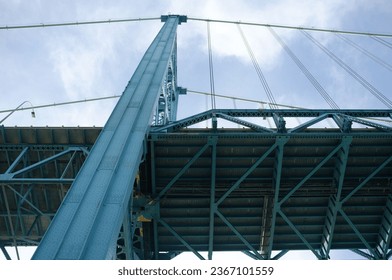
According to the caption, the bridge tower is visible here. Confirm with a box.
[1,15,391,260]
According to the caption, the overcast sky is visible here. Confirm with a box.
[1,0,391,128]
[1,0,391,259]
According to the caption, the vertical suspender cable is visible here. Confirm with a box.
[268,27,340,109]
[336,33,392,72]
[237,24,278,109]
[207,21,217,110]
[302,30,392,108]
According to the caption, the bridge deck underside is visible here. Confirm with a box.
[1,127,392,258]
[141,129,392,256]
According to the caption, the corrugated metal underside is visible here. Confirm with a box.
[1,127,391,256]
[141,129,392,253]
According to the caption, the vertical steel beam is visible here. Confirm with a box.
[319,137,352,259]
[153,220,159,259]
[121,201,132,260]
[265,137,288,259]
[208,137,217,260]
[150,140,160,259]
[275,139,348,260]
[1,185,19,259]
[33,15,185,260]
[259,195,270,256]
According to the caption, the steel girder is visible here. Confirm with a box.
[0,145,88,255]
[151,109,392,133]
[319,137,352,259]
[32,15,185,260]
[134,129,392,260]
[1,125,391,259]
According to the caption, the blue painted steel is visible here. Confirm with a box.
[5,185,47,217]
[208,137,217,260]
[338,209,377,257]
[319,137,352,259]
[215,209,264,259]
[0,125,391,259]
[152,109,392,133]
[266,137,288,259]
[156,217,204,260]
[278,142,347,206]
[272,250,289,260]
[4,146,29,173]
[32,15,184,259]
[241,250,259,260]
[350,249,374,260]
[376,195,392,259]
[216,142,280,206]
[0,147,81,183]
[154,142,210,201]
[341,155,392,204]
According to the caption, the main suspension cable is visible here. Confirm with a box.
[2,91,391,124]
[0,95,121,114]
[0,17,160,30]
[2,15,392,39]
[187,89,303,109]
[188,17,392,38]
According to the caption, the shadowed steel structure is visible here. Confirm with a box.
[28,14,185,259]
[1,15,392,260]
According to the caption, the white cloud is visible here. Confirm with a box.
[169,0,361,69]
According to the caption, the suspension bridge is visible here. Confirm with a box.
[1,15,392,260]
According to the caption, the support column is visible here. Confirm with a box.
[319,137,352,259]
[264,136,288,259]
[208,137,217,260]
[33,15,186,260]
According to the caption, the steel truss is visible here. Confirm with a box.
[134,126,392,260]
[0,144,89,258]
[152,109,392,133]
[30,15,186,259]
[1,12,392,260]
[1,111,391,260]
